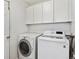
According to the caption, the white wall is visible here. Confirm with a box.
[10,0,28,59]
[27,23,72,35]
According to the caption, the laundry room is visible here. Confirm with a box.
[4,0,75,59]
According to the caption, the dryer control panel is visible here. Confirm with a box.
[43,31,64,35]
[42,31,66,39]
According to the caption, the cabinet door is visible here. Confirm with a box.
[26,6,34,24]
[33,3,42,23]
[4,1,9,35]
[54,0,69,22]
[43,1,53,23]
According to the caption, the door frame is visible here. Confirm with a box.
[4,0,10,59]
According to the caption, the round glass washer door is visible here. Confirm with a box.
[19,39,32,57]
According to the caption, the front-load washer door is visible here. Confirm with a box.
[19,39,32,57]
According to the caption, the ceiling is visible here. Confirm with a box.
[25,0,50,5]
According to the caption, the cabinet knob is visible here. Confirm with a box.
[6,36,10,39]
[63,45,66,48]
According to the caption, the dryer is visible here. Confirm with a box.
[17,32,41,59]
[37,31,69,59]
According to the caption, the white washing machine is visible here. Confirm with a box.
[37,31,69,59]
[17,32,42,59]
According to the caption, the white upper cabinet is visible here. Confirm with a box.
[26,0,72,24]
[26,6,34,24]
[54,0,69,22]
[42,0,53,23]
[33,3,42,23]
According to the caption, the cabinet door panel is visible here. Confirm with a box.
[4,1,9,35]
[26,7,34,24]
[43,1,53,23]
[34,3,42,23]
[54,0,69,22]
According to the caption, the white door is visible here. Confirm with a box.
[26,6,34,24]
[33,3,42,23]
[43,0,53,23]
[4,1,10,59]
[54,0,69,22]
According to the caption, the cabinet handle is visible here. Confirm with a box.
[63,45,66,48]
[6,36,10,39]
